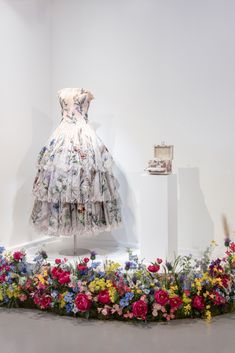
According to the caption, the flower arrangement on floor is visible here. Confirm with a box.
[0,239,235,322]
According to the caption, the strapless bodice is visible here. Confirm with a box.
[58,87,94,123]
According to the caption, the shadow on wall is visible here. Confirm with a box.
[178,167,214,254]
[168,174,178,259]
[5,0,49,24]
[10,108,53,246]
[87,114,137,248]
[112,164,138,247]
[83,164,137,249]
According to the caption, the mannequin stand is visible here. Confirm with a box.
[59,234,90,257]
[73,233,77,256]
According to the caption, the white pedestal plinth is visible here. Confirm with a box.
[139,174,177,262]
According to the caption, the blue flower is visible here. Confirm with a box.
[119,298,128,308]
[195,273,203,278]
[119,292,134,308]
[64,293,74,303]
[88,274,95,282]
[125,292,134,301]
[51,290,59,298]
[91,261,101,269]
[97,271,105,278]
[0,246,5,254]
[65,303,73,313]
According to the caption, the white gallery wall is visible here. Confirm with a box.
[50,0,235,253]
[0,0,235,254]
[0,0,51,246]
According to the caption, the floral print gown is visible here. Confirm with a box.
[30,88,121,236]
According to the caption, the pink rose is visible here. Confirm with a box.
[169,296,183,309]
[132,300,148,320]
[156,258,163,264]
[13,251,24,261]
[192,295,205,310]
[83,258,90,263]
[98,289,111,304]
[19,294,27,302]
[147,264,160,273]
[75,293,91,312]
[154,290,169,306]
[55,259,62,264]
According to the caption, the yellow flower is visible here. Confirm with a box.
[106,280,113,288]
[211,240,217,246]
[43,269,48,277]
[108,287,117,303]
[59,291,68,309]
[88,278,112,293]
[6,284,19,299]
[205,309,212,322]
[212,278,223,287]
[182,293,192,305]
[169,285,178,296]
[104,261,121,273]
[60,299,66,309]
[37,274,46,285]
[183,304,192,316]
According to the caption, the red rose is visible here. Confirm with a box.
[75,293,91,312]
[83,258,90,263]
[41,295,52,309]
[192,295,205,310]
[34,294,52,309]
[77,264,87,271]
[156,258,163,264]
[51,266,63,279]
[98,289,110,304]
[55,259,62,264]
[154,290,169,306]
[169,296,183,309]
[184,290,191,297]
[0,274,6,283]
[13,251,24,261]
[213,292,226,306]
[221,275,229,288]
[230,242,235,252]
[147,264,160,273]
[58,271,71,284]
[132,300,148,320]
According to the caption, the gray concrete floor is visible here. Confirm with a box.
[0,308,234,353]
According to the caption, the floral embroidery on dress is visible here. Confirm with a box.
[30,88,122,236]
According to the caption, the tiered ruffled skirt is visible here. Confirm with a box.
[30,117,121,236]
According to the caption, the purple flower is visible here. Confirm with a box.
[165,261,173,271]
[90,251,97,260]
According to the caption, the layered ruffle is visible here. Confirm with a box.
[31,199,121,237]
[31,116,121,236]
